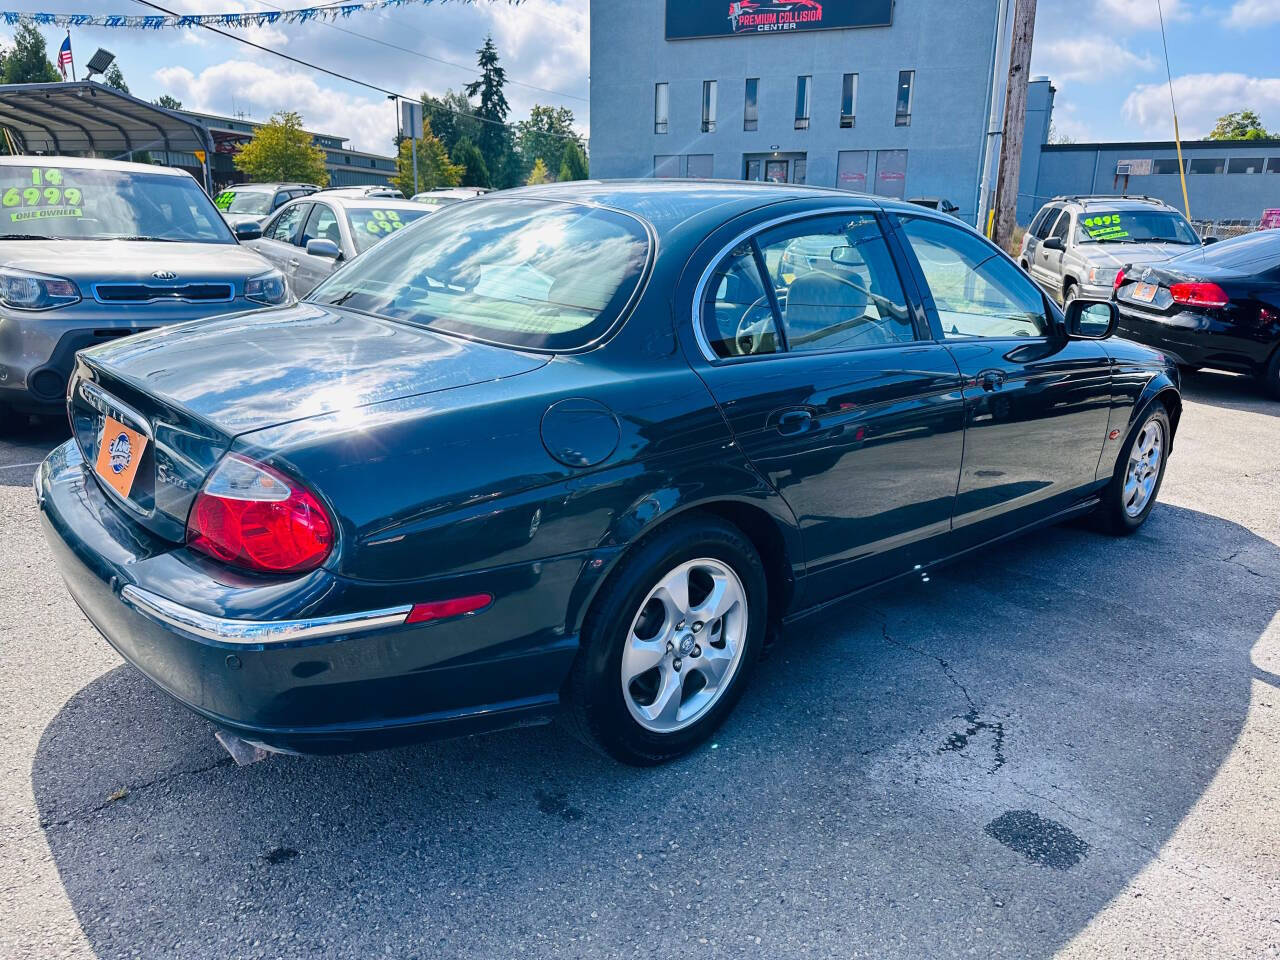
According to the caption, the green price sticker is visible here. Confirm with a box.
[214,191,235,210]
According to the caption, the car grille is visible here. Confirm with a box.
[93,283,234,304]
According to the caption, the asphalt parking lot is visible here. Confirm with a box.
[1,372,1277,959]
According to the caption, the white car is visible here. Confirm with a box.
[247,195,428,297]
[410,187,490,210]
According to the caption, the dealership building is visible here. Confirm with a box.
[588,0,1022,225]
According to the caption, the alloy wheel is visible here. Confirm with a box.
[621,558,748,734]
[1123,417,1165,517]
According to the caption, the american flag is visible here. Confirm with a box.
[57,34,73,79]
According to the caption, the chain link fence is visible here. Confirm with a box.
[1192,219,1265,241]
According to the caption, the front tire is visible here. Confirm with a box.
[1262,348,1280,401]
[562,516,767,765]
[1064,282,1080,306]
[1097,406,1171,535]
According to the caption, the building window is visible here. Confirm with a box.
[745,158,762,181]
[794,75,811,130]
[841,73,858,128]
[654,155,680,178]
[1227,157,1265,174]
[837,150,869,191]
[702,80,718,133]
[895,71,914,126]
[744,78,759,132]
[792,159,807,185]
[1266,158,1280,173]
[1188,157,1225,174]
[686,154,714,179]
[874,149,908,198]
[1152,158,1184,175]
[654,83,669,135]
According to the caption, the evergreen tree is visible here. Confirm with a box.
[450,137,490,188]
[464,37,515,187]
[423,89,481,157]
[525,157,552,185]
[154,94,183,110]
[103,63,129,95]
[517,105,583,181]
[558,141,589,182]
[2,24,60,84]
[234,111,329,185]
[395,117,464,195]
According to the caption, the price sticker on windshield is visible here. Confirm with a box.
[214,191,235,210]
[1083,214,1130,241]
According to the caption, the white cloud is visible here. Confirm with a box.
[1226,0,1280,26]
[1034,37,1156,84]
[1047,102,1096,143]
[1094,0,1189,28]
[1122,73,1280,137]
[154,60,397,153]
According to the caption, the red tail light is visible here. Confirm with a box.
[187,454,334,574]
[1113,268,1126,292]
[1169,281,1229,308]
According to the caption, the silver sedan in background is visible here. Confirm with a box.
[246,195,430,297]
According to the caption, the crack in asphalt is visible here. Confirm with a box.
[38,755,234,830]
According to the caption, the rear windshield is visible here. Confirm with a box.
[347,205,430,254]
[0,163,233,242]
[309,198,651,350]
[1175,230,1280,272]
[214,189,274,215]
[1073,209,1198,246]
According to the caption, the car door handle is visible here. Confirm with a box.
[287,258,300,267]
[978,370,1006,392]
[777,410,813,435]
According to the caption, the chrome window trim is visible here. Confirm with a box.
[691,204,895,364]
[78,380,154,440]
[121,585,412,646]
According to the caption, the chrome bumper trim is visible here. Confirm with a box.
[120,585,411,645]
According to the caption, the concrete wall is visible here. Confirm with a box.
[589,0,1010,225]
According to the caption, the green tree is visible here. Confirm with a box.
[525,157,552,185]
[102,62,129,95]
[450,136,490,188]
[558,141,589,182]
[423,88,481,157]
[154,94,183,110]
[233,110,329,186]
[2,24,60,84]
[1208,110,1274,141]
[395,117,463,195]
[516,104,583,181]
[465,37,515,187]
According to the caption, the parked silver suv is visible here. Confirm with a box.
[0,156,288,432]
[1018,195,1204,304]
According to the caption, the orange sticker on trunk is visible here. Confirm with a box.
[94,415,148,498]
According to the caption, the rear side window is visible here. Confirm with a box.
[1034,207,1061,240]
[1027,206,1052,238]
[309,198,651,351]
[1048,211,1070,242]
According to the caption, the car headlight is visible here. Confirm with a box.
[1087,266,1119,287]
[0,268,81,311]
[244,269,289,306]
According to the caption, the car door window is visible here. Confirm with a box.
[1034,207,1061,241]
[265,203,309,245]
[755,213,914,351]
[900,216,1051,339]
[1026,206,1051,238]
[701,243,781,358]
[1047,211,1070,244]
[301,203,340,247]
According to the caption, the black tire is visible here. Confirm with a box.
[0,404,20,437]
[1262,348,1280,401]
[1064,282,1080,307]
[562,515,767,765]
[1097,405,1171,535]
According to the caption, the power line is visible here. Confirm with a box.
[127,0,582,140]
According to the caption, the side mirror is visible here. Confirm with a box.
[830,245,862,266]
[1202,236,1220,245]
[233,222,262,241]
[305,238,342,260]
[1042,236,1065,252]
[1065,299,1118,339]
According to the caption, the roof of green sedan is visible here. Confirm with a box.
[497,179,914,235]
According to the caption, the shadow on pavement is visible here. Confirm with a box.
[31,504,1279,958]
[0,416,69,488]
[1179,368,1279,417]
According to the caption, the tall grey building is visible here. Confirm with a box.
[589,0,1019,226]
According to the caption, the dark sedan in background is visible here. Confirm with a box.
[36,182,1180,766]
[1114,230,1280,398]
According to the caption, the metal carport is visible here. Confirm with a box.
[0,81,214,190]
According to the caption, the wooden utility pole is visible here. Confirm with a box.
[991,0,1037,252]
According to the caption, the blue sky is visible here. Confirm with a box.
[5,0,1280,154]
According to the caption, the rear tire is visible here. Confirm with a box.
[1097,406,1171,535]
[562,516,767,765]
[1262,349,1280,401]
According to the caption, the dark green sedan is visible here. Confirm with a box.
[36,181,1182,765]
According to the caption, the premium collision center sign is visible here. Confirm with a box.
[666,1,893,39]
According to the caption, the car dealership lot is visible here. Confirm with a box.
[0,374,1277,959]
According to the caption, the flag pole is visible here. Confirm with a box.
[70,33,76,82]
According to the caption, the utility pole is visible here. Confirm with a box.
[991,0,1037,252]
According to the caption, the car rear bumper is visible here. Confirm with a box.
[36,439,582,754]
[1115,306,1265,374]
